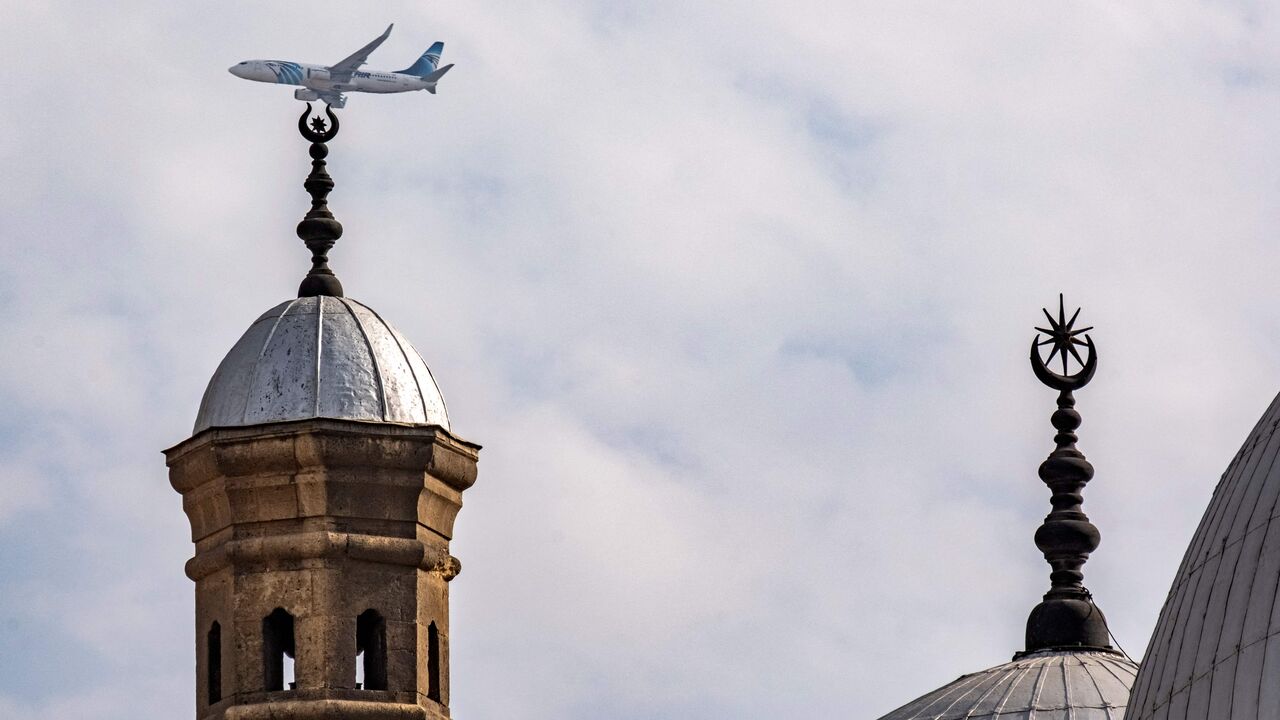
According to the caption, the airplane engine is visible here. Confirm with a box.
[294,88,321,102]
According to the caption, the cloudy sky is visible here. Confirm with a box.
[3,1,1280,717]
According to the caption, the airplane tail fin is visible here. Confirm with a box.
[398,42,444,77]
[423,64,453,93]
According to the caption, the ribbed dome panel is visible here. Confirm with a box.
[877,650,1137,720]
[194,296,449,432]
[1128,392,1280,720]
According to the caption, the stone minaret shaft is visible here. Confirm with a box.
[168,421,478,720]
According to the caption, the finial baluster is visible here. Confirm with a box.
[1020,295,1114,656]
[296,103,344,298]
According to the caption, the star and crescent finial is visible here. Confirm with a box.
[1030,293,1097,392]
[1020,294,1115,656]
[295,103,344,297]
[299,102,340,143]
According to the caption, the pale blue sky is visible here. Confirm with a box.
[3,1,1280,717]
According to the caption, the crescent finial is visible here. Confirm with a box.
[298,102,340,143]
[1030,293,1097,392]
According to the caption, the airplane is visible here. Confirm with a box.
[228,24,452,108]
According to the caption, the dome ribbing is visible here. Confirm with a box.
[194,296,449,433]
[1128,391,1280,719]
[877,650,1137,720]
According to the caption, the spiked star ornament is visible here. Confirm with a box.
[1030,294,1097,392]
[1035,294,1094,375]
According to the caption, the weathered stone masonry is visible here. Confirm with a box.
[167,420,479,720]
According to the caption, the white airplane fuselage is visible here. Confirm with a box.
[230,26,450,108]
[230,60,436,97]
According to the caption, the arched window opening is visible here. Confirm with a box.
[262,608,296,691]
[207,621,222,705]
[356,609,387,691]
[427,621,441,702]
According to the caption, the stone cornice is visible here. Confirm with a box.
[185,531,461,581]
[166,419,480,493]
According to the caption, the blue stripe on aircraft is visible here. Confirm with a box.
[267,62,304,84]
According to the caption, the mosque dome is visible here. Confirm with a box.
[877,649,1137,720]
[193,295,449,433]
[1127,392,1280,719]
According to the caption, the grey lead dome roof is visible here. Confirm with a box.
[1128,391,1280,720]
[877,650,1137,720]
[194,296,449,433]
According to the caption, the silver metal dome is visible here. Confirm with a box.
[1128,391,1280,720]
[877,650,1137,720]
[194,296,449,433]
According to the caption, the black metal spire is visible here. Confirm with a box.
[296,103,344,298]
[1020,294,1114,657]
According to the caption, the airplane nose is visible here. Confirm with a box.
[228,64,246,78]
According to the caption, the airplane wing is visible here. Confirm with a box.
[328,23,393,81]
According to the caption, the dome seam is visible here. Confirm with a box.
[1060,655,1073,714]
[1146,617,1280,716]
[991,664,1032,716]
[1077,659,1106,714]
[336,297,389,422]
[314,295,324,416]
[241,297,302,426]
[354,299,448,428]
[1028,658,1051,716]
[925,669,985,718]
[1142,411,1280,718]
[962,662,1008,716]
[1219,429,1280,719]
[1147,418,1272,715]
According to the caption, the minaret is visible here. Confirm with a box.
[166,105,479,720]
